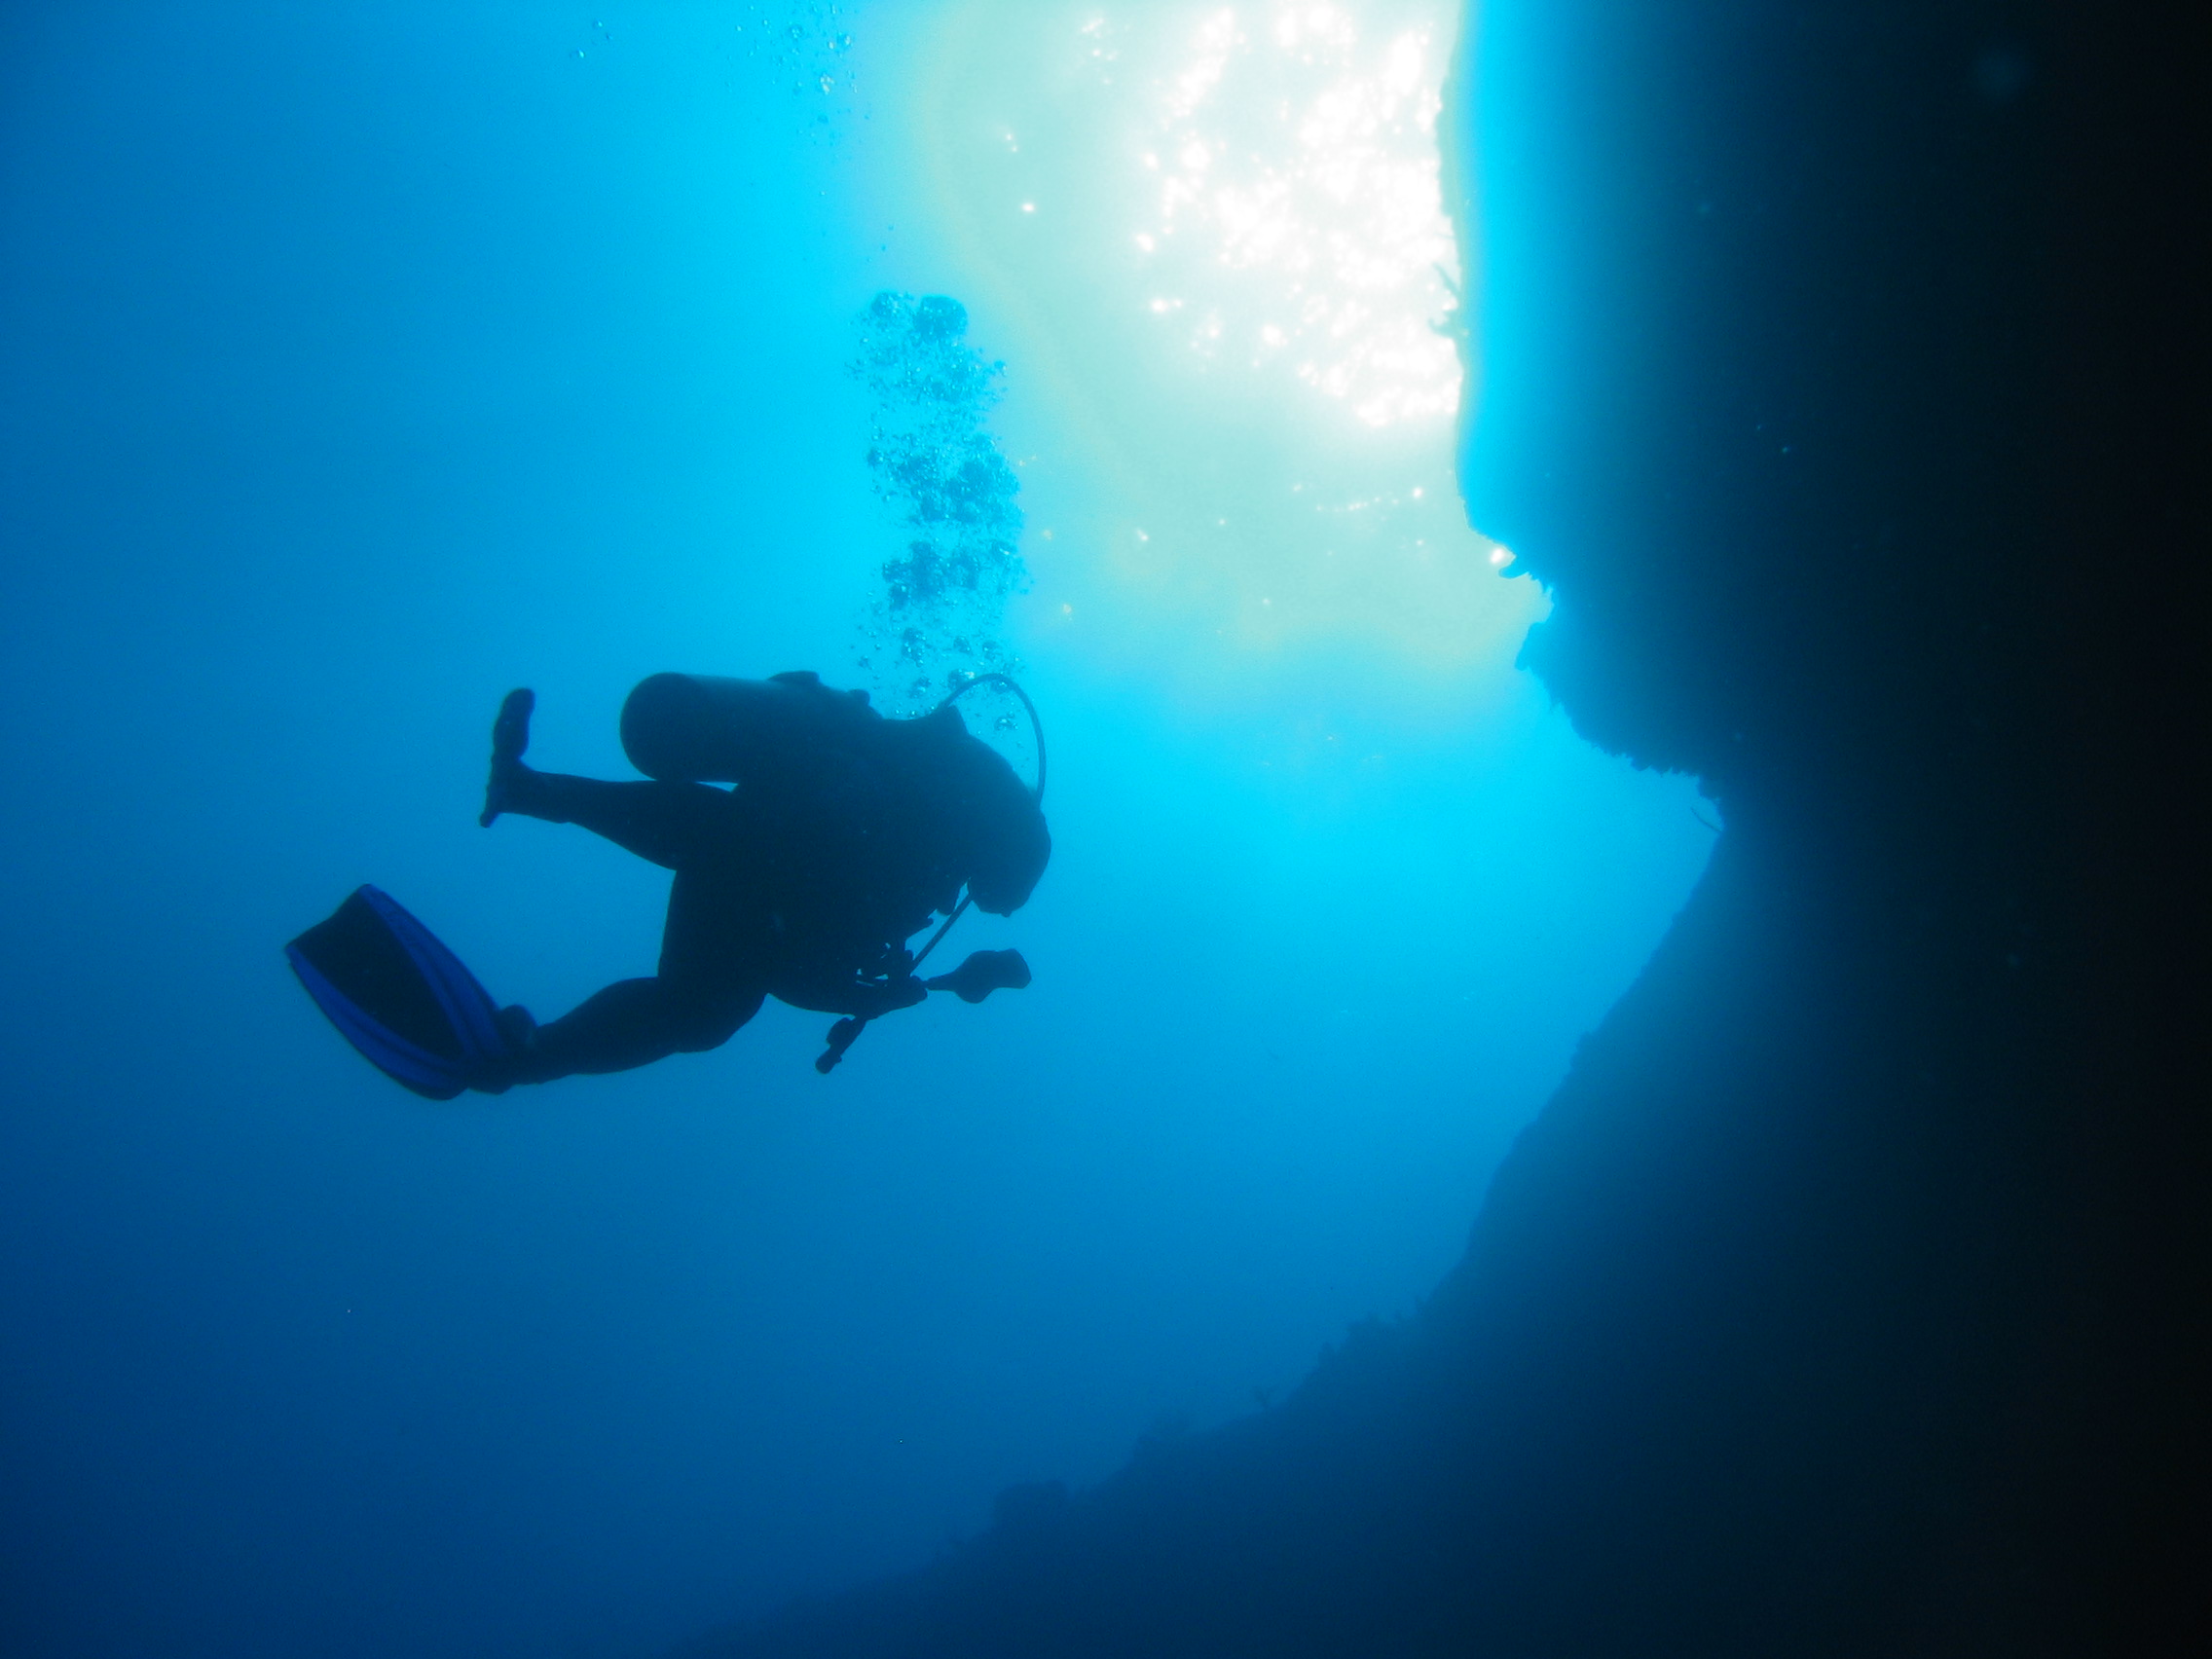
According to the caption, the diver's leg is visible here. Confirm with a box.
[476,683,738,870]
[501,772,736,871]
[470,853,769,1090]
[494,976,762,1084]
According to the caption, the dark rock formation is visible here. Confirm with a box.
[695,3,2207,1652]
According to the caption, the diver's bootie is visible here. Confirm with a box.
[465,1004,540,1094]
[479,688,536,828]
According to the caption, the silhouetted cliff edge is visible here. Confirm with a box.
[694,3,2207,1652]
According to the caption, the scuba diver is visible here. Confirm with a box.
[286,671,1049,1097]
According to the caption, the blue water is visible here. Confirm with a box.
[0,8,1712,1656]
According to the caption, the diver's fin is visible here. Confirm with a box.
[286,886,515,1100]
[926,948,1032,1005]
[480,687,535,828]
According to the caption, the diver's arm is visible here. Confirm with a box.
[770,970,928,1020]
[840,975,929,1019]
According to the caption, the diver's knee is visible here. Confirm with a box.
[621,673,702,782]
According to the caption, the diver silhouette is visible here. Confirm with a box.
[285,672,1049,1097]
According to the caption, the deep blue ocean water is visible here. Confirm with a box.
[1,7,1712,1655]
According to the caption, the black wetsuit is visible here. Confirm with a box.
[489,672,1047,1085]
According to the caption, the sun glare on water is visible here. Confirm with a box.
[1125,6,1463,428]
[906,1,1536,686]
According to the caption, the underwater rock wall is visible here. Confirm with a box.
[699,3,2207,1652]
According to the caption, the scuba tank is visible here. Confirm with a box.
[618,670,876,785]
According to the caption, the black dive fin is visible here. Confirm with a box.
[286,886,514,1100]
